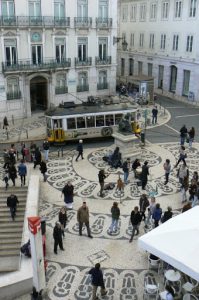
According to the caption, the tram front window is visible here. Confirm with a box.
[86,116,95,128]
[105,114,114,126]
[96,115,105,127]
[77,117,86,129]
[53,119,62,128]
[67,118,76,130]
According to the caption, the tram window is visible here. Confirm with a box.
[77,117,86,128]
[46,118,51,129]
[86,116,95,128]
[67,118,76,130]
[105,115,114,126]
[115,114,123,125]
[96,115,105,127]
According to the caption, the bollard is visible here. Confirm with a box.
[61,146,63,157]
[12,115,14,125]
[6,129,9,140]
[26,129,28,139]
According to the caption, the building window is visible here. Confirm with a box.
[189,0,197,17]
[78,72,88,88]
[158,65,164,88]
[122,5,128,22]
[160,34,166,49]
[130,4,137,21]
[4,39,17,66]
[139,33,144,48]
[170,65,177,92]
[130,33,135,47]
[55,38,65,62]
[175,1,182,18]
[121,58,125,76]
[129,58,134,76]
[162,1,169,19]
[29,0,41,17]
[99,0,108,19]
[148,63,153,77]
[77,0,88,18]
[78,37,87,61]
[172,34,179,51]
[98,70,108,89]
[32,45,42,64]
[150,3,157,20]
[149,34,155,49]
[54,0,65,18]
[55,73,68,94]
[182,70,190,96]
[7,77,20,100]
[99,37,107,59]
[186,35,193,52]
[138,61,143,75]
[140,4,146,21]
[1,0,14,16]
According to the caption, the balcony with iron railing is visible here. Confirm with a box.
[96,18,112,29]
[7,90,21,100]
[74,17,92,28]
[97,82,109,90]
[75,57,92,67]
[77,84,89,92]
[95,56,111,66]
[0,16,70,28]
[55,86,68,95]
[2,58,71,73]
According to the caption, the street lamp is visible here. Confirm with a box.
[113,36,128,51]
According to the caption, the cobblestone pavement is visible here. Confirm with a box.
[1,141,198,299]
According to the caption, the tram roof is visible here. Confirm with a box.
[45,102,138,117]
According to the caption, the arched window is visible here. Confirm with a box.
[7,77,21,100]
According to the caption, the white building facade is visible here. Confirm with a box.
[118,0,199,102]
[0,0,117,119]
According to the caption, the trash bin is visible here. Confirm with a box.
[41,217,46,236]
[141,132,145,144]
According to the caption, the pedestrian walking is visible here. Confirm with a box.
[43,139,50,161]
[18,159,27,186]
[163,159,171,185]
[3,168,9,190]
[7,194,19,220]
[188,127,195,148]
[33,148,42,169]
[129,206,142,243]
[122,158,131,184]
[9,144,17,165]
[53,221,65,254]
[98,169,107,197]
[145,197,156,228]
[40,160,47,182]
[30,142,37,162]
[116,175,124,193]
[139,194,149,221]
[89,263,107,300]
[21,142,26,161]
[175,146,187,167]
[58,207,67,237]
[132,158,141,178]
[8,164,17,186]
[179,125,188,146]
[108,202,120,234]
[152,203,162,227]
[3,116,9,130]
[3,149,10,169]
[180,175,189,203]
[61,181,74,209]
[177,163,189,186]
[76,140,84,161]
[140,161,149,190]
[161,206,173,223]
[77,201,93,238]
[152,106,158,124]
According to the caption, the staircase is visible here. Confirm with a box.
[0,187,28,272]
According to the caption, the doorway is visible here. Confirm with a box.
[170,65,177,93]
[30,76,48,111]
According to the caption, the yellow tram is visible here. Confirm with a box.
[45,101,140,143]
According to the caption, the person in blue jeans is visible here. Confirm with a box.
[18,159,27,186]
[123,158,131,184]
[152,203,162,227]
[109,202,120,234]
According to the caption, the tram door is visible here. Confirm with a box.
[53,119,64,142]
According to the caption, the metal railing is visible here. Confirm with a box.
[96,18,112,28]
[55,86,68,95]
[0,16,70,27]
[97,82,109,90]
[77,84,89,92]
[74,17,92,28]
[95,56,111,65]
[7,91,21,100]
[2,58,71,73]
[75,57,92,67]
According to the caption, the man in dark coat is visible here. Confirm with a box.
[180,125,188,146]
[61,181,74,209]
[129,206,142,242]
[40,160,47,182]
[139,194,149,221]
[98,169,107,197]
[152,106,158,124]
[89,263,107,300]
[76,140,84,161]
[7,194,19,220]
[33,148,42,169]
[141,161,149,190]
[53,222,64,254]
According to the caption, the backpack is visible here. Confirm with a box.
[20,240,31,257]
